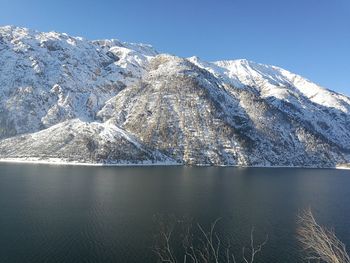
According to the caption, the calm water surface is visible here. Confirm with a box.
[0,164,349,263]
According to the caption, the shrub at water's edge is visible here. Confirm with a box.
[153,211,350,263]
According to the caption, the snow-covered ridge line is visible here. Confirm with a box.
[0,25,349,167]
[190,57,350,113]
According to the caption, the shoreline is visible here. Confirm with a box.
[0,158,181,167]
[336,166,350,170]
[0,158,349,170]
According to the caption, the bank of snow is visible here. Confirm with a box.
[0,158,180,166]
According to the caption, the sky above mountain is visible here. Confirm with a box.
[0,0,349,96]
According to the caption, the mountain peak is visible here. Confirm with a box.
[0,26,349,167]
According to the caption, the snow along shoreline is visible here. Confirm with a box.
[0,158,349,170]
[0,158,181,167]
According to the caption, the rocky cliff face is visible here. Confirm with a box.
[0,26,349,167]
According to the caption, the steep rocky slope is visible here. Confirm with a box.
[0,26,349,167]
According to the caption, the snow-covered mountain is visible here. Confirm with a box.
[0,25,349,167]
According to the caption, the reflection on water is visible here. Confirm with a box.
[0,164,349,263]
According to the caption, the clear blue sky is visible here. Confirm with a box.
[1,0,349,96]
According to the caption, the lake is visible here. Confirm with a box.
[0,164,349,263]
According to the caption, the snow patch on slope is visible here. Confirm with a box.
[1,25,349,167]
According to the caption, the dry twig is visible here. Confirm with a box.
[153,216,267,263]
[297,208,350,263]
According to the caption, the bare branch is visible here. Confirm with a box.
[242,227,268,263]
[153,216,267,263]
[297,208,350,263]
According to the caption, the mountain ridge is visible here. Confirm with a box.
[0,25,349,167]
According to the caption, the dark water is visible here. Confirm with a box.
[0,164,349,263]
